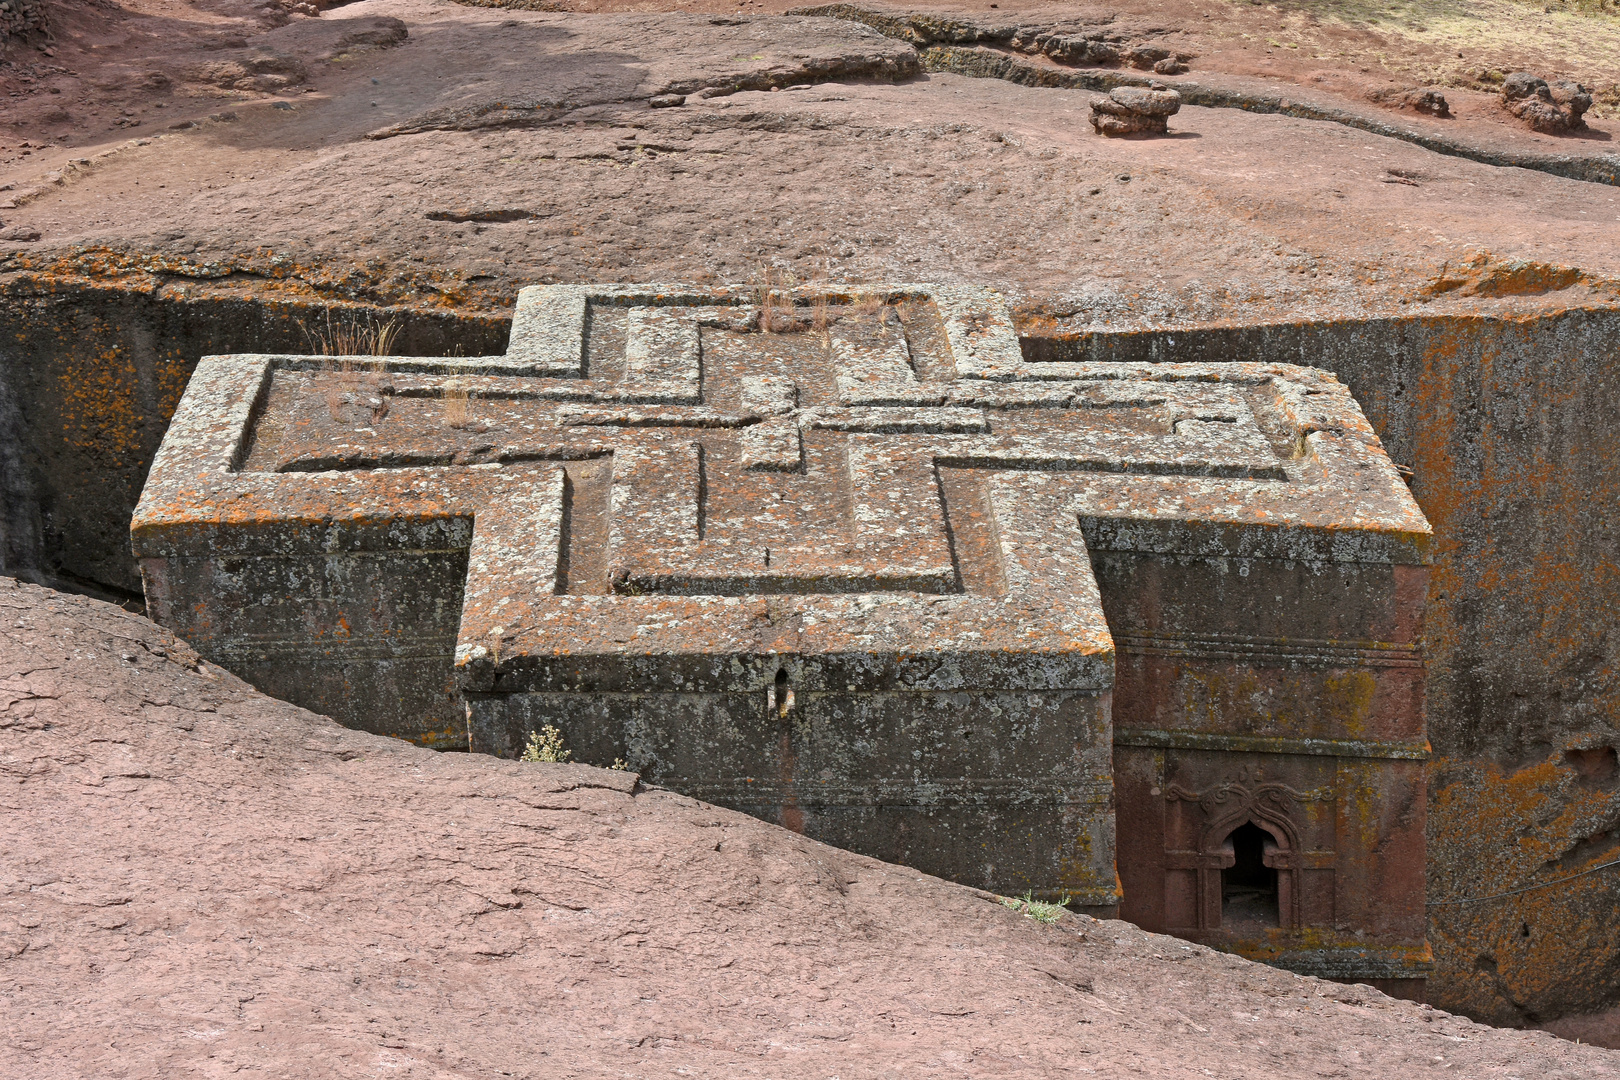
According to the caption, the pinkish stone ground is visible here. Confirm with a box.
[3,575,1616,1077]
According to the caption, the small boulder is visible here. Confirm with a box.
[1402,88,1450,117]
[327,17,408,57]
[1412,89,1451,116]
[1125,45,1171,70]
[194,51,309,93]
[1549,79,1594,119]
[1090,82,1181,136]
[1501,71,1592,133]
[1369,86,1450,117]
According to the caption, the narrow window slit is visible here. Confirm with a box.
[768,667,794,719]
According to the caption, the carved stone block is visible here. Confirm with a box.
[133,283,1431,982]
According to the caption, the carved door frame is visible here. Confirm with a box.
[1166,780,1333,931]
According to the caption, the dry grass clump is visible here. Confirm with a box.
[300,309,403,358]
[299,310,401,424]
[442,378,472,429]
[756,266,807,333]
[755,267,877,334]
[808,269,832,332]
[810,289,831,332]
[853,291,885,320]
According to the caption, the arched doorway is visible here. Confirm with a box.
[1221,822,1280,931]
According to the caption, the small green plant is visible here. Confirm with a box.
[520,725,571,763]
[610,758,630,771]
[1000,891,1070,925]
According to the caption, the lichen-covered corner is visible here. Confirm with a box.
[129,280,1431,989]
[1029,304,1620,1022]
[0,273,507,599]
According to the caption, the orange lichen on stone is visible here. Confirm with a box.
[1429,750,1620,1024]
[2,245,513,313]
[1426,253,1589,298]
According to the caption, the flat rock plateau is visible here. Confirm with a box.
[4,574,1617,1078]
[2,0,1620,324]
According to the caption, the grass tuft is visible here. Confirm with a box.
[999,892,1071,924]
[756,265,807,333]
[810,286,830,332]
[300,309,402,357]
[442,378,472,429]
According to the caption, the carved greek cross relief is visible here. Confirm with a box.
[135,283,1432,970]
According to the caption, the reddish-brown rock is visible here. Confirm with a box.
[5,575,1616,1076]
[1089,84,1182,136]
[1500,72,1594,134]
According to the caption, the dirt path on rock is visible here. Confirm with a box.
[2,573,1616,1077]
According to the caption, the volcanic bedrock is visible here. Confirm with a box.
[133,281,1433,994]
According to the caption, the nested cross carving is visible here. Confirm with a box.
[236,291,1280,599]
[136,284,1425,688]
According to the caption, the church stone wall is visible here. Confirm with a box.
[1033,310,1620,1022]
[6,268,1610,1019]
[130,281,1432,988]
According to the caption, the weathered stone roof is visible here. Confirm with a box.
[132,283,1428,697]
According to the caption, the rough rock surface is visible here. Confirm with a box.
[1501,72,1593,134]
[1368,86,1452,118]
[1089,82,1180,136]
[791,4,1194,72]
[4,574,1615,1077]
[3,0,1620,324]
[0,0,46,43]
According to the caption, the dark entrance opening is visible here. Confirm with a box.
[1221,822,1279,930]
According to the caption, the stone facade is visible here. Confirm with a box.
[132,283,1431,987]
